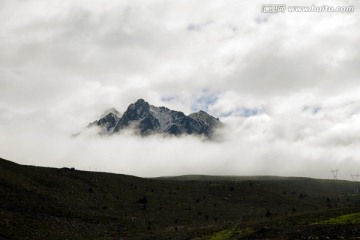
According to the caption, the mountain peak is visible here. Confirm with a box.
[89,100,223,138]
[127,99,150,112]
[196,110,208,115]
[134,98,147,105]
[100,108,121,118]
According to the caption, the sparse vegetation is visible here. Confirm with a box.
[313,212,360,225]
[1,158,360,239]
[208,229,233,240]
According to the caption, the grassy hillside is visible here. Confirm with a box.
[1,158,360,239]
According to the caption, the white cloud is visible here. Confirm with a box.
[1,0,360,180]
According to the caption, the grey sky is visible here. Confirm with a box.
[1,0,360,179]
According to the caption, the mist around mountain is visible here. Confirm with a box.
[87,99,223,138]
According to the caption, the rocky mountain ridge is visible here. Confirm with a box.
[89,99,223,138]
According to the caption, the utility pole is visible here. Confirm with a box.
[331,169,339,180]
[351,173,359,194]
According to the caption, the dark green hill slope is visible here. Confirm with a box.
[1,158,360,239]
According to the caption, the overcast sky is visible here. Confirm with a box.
[1,0,360,179]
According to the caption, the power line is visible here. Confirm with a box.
[351,173,359,194]
[351,173,359,181]
[331,169,339,180]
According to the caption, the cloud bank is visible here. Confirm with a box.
[1,0,360,179]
